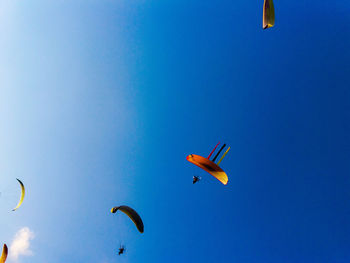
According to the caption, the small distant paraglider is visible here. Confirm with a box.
[263,0,275,29]
[13,179,25,211]
[192,175,201,184]
[187,142,230,185]
[111,205,144,233]
[118,245,125,255]
[0,244,7,263]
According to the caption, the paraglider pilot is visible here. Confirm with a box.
[118,245,125,255]
[193,176,201,184]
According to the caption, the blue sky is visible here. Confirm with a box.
[1,0,350,262]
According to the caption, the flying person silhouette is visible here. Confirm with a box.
[118,245,125,255]
[193,175,201,184]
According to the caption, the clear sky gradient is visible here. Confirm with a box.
[1,0,350,262]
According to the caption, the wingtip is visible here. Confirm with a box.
[263,24,274,30]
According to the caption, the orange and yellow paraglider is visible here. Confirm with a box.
[186,142,230,185]
[0,244,8,263]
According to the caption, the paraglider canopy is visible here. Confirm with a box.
[186,142,230,185]
[263,0,275,29]
[13,179,25,211]
[0,244,8,263]
[187,154,228,185]
[111,205,144,233]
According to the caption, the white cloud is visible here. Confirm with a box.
[9,227,35,262]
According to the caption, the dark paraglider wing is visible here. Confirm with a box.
[111,205,144,233]
[263,0,275,29]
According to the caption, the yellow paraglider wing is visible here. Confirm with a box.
[12,179,25,211]
[263,0,275,29]
[111,205,144,233]
[186,154,228,185]
[0,244,8,263]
